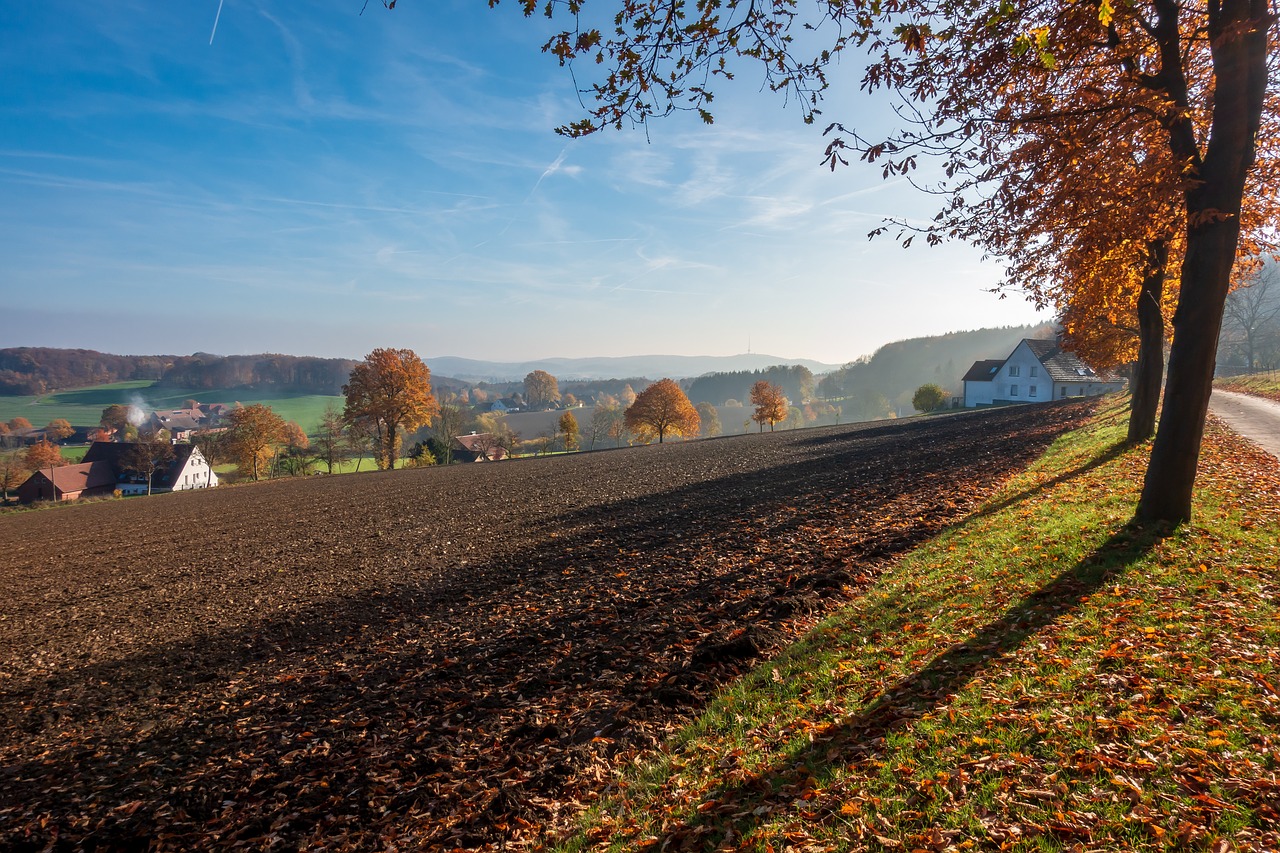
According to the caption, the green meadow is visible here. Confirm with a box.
[0,382,342,434]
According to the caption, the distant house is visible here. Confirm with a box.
[149,409,204,441]
[452,433,508,462]
[81,441,219,495]
[16,462,118,503]
[963,339,1125,408]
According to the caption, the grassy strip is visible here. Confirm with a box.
[558,399,1280,851]
[1217,373,1280,405]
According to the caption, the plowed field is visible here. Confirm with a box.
[0,402,1094,850]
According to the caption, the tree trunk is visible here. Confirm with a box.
[1134,0,1269,525]
[1128,239,1168,442]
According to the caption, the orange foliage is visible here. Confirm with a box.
[227,404,287,482]
[23,440,64,472]
[343,349,439,471]
[624,379,700,443]
[749,381,787,432]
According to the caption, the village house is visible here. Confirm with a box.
[963,339,1126,408]
[17,441,220,502]
[452,433,509,462]
[82,441,219,495]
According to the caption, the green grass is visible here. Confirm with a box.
[1217,371,1280,404]
[556,400,1280,851]
[0,382,342,433]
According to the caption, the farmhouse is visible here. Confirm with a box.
[83,441,219,494]
[16,462,117,503]
[963,339,1125,408]
[18,442,219,503]
[453,433,508,462]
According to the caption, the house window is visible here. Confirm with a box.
[1030,366,1039,377]
[1029,385,1037,397]
[1061,387,1067,398]
[1008,365,1021,377]
[1010,384,1019,396]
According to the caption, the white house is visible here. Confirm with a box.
[963,339,1125,408]
[81,441,219,495]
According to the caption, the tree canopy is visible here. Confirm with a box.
[43,419,73,442]
[523,370,561,409]
[624,379,700,443]
[227,404,287,482]
[912,384,947,414]
[343,348,440,471]
[749,381,788,432]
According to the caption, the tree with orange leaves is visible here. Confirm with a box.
[624,379,700,444]
[23,440,64,472]
[749,381,787,432]
[43,419,74,443]
[343,348,439,470]
[227,404,287,482]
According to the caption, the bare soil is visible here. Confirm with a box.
[0,402,1094,851]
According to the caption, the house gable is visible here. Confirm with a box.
[965,339,1126,407]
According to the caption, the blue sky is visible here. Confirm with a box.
[0,1,1046,365]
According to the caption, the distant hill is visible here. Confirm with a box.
[818,324,1057,416]
[426,353,843,383]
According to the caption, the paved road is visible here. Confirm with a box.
[1209,389,1280,459]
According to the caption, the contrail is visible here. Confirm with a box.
[209,0,225,45]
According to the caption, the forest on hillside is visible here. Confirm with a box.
[0,349,396,397]
[683,365,816,407]
[818,324,1056,414]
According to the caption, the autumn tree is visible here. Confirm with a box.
[344,417,376,473]
[123,434,175,496]
[589,401,624,449]
[912,384,947,414]
[625,379,699,443]
[8,417,32,431]
[227,403,287,482]
[43,418,74,443]
[558,410,581,451]
[100,405,130,436]
[24,440,64,471]
[475,411,517,458]
[343,348,440,471]
[312,403,350,474]
[695,401,722,437]
[523,370,561,410]
[749,381,787,432]
[282,422,310,452]
[1,451,26,501]
[429,403,469,465]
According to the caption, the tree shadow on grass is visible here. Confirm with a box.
[630,521,1165,851]
[963,437,1132,523]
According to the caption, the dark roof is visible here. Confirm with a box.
[151,412,203,432]
[1022,339,1121,382]
[452,433,508,460]
[82,441,200,484]
[962,359,1005,383]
